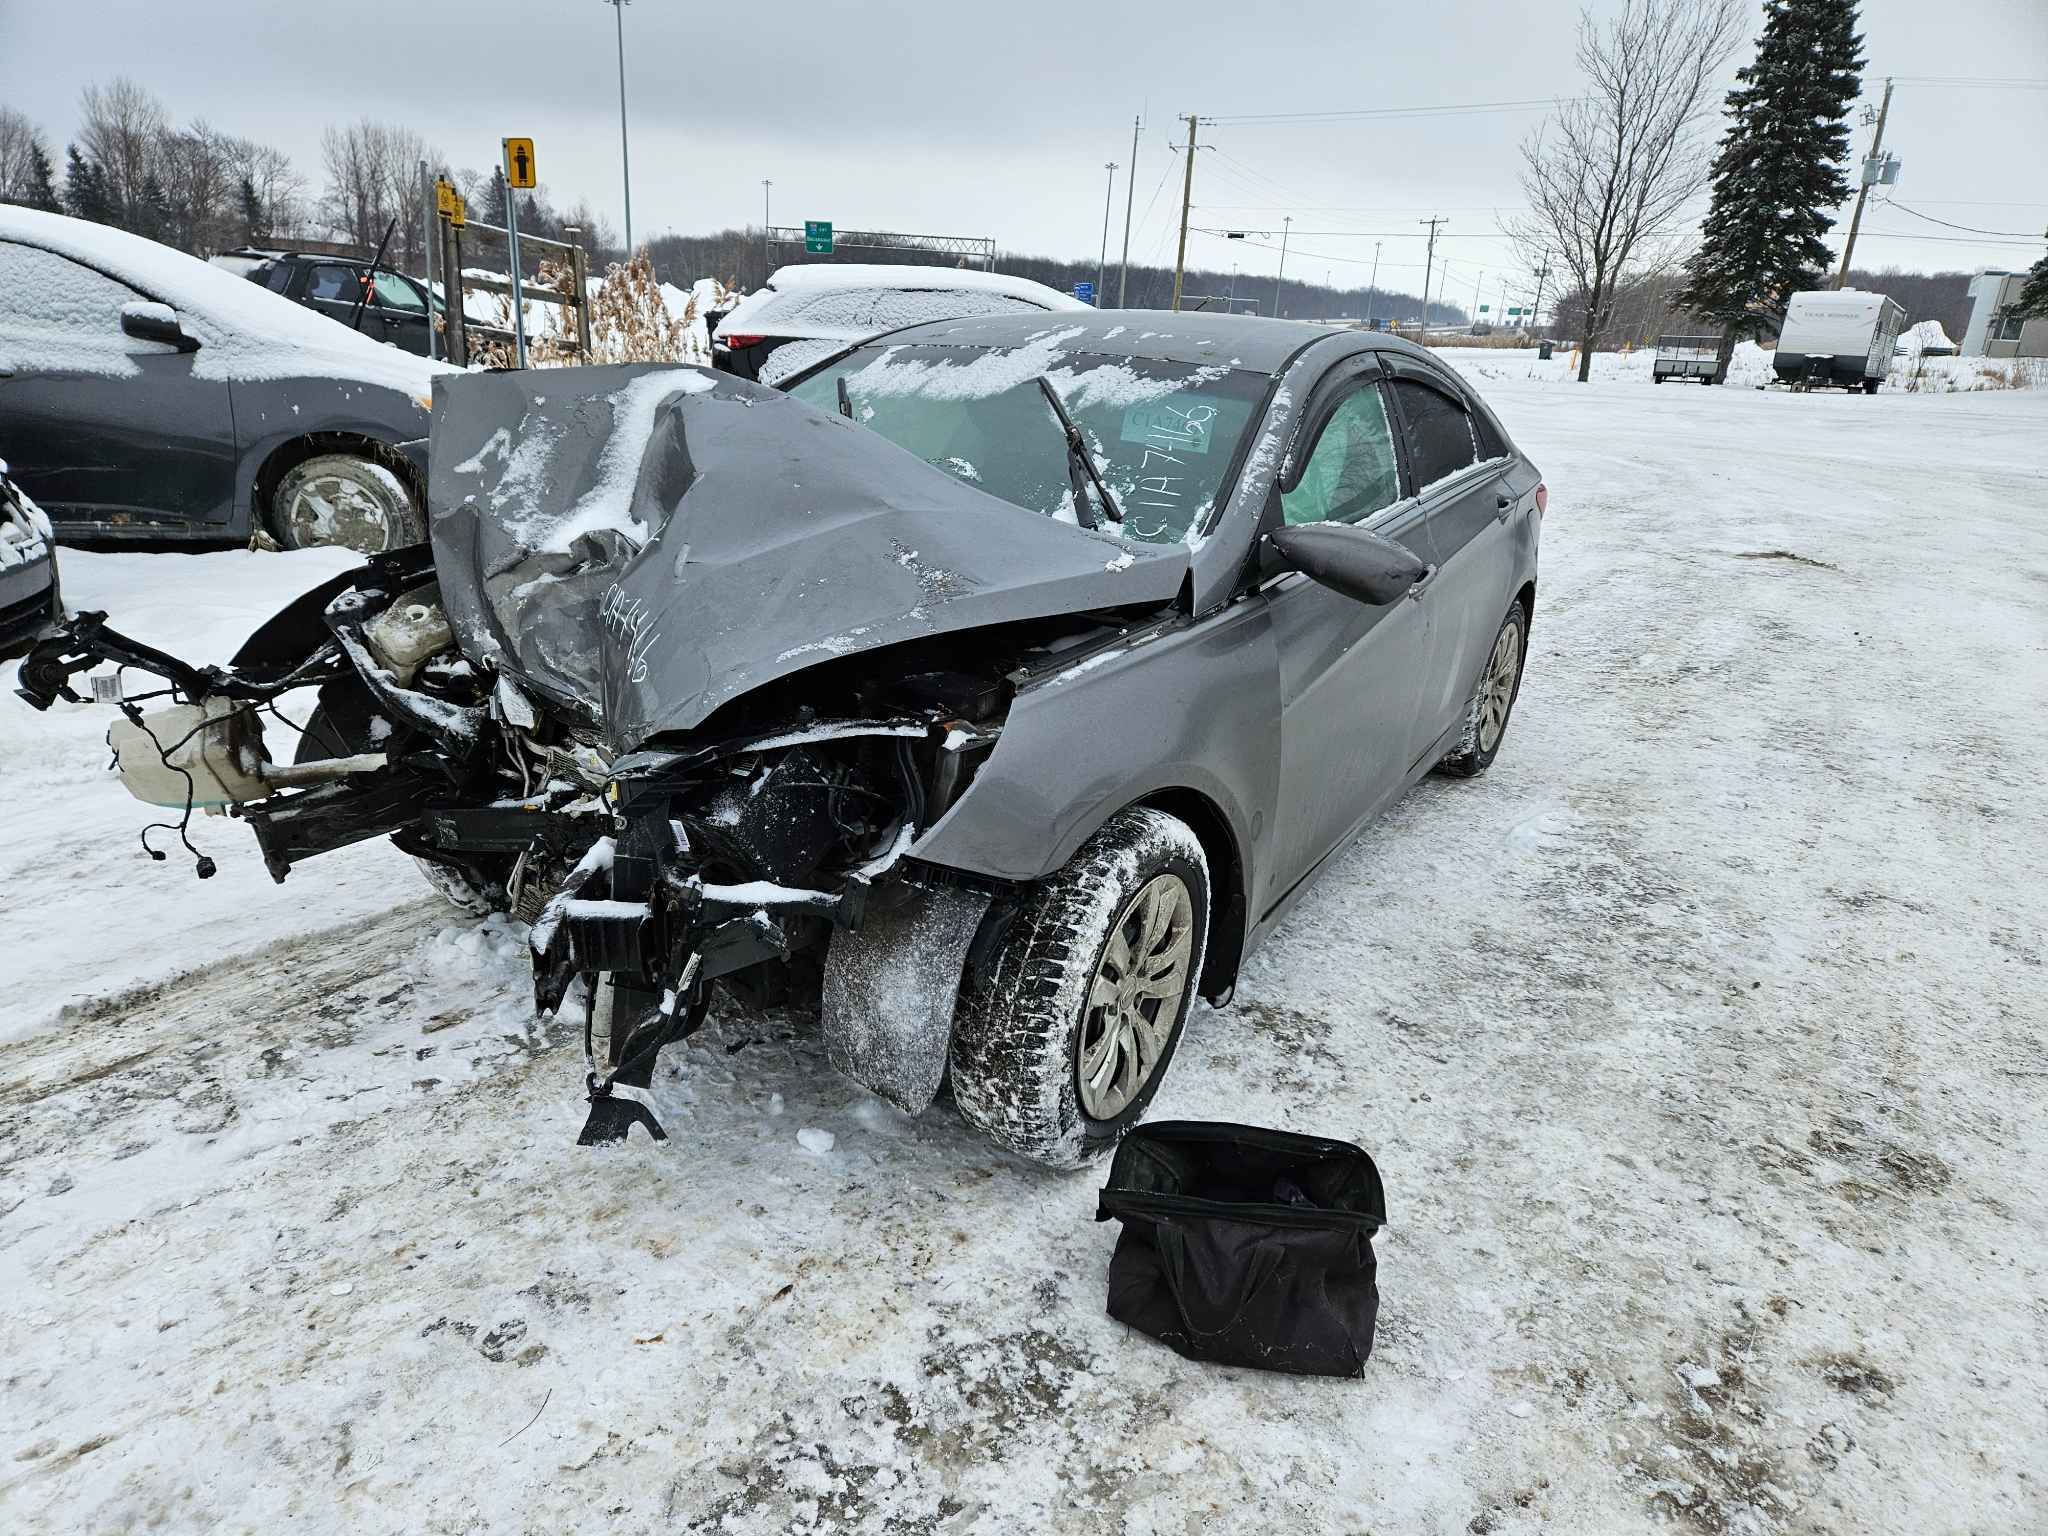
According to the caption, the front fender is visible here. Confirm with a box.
[909,601,1276,900]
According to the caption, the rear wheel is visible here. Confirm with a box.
[950,808,1209,1170]
[1438,599,1528,779]
[272,453,423,553]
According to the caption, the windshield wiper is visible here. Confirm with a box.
[1036,376,1124,529]
[836,376,854,420]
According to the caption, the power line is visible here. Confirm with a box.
[1208,96,1569,125]
[1891,76,2048,89]
[1851,229,2047,246]
[1874,198,2042,238]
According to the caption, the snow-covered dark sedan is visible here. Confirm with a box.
[0,208,443,553]
[18,312,1543,1168]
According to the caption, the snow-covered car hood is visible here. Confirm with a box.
[427,364,1187,754]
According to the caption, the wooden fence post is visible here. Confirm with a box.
[569,234,593,359]
[445,218,468,367]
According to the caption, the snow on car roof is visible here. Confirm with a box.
[761,263,1087,307]
[0,206,449,396]
[714,263,1090,357]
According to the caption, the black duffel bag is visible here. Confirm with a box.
[1095,1121,1386,1377]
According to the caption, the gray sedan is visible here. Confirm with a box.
[21,313,1541,1168]
[0,208,443,553]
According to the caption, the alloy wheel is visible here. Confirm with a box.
[1077,872,1196,1120]
[1477,620,1522,752]
[286,473,396,553]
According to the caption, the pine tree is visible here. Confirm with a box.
[238,174,265,243]
[63,146,115,225]
[23,140,62,213]
[2015,236,2048,319]
[1676,0,1865,380]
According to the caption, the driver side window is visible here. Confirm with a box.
[1281,382,1401,527]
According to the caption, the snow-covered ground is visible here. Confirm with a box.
[3,376,2046,1534]
[1434,339,2045,393]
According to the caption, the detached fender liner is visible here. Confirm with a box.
[821,878,993,1114]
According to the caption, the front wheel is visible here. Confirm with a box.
[950,808,1210,1170]
[1438,599,1528,779]
[272,453,424,553]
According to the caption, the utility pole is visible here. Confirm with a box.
[1836,76,1893,289]
[1272,214,1291,319]
[1096,162,1118,307]
[1171,113,1202,313]
[1471,268,1483,328]
[599,0,633,255]
[1418,216,1446,331]
[761,179,771,276]
[1365,240,1380,328]
[1531,252,1553,334]
[1117,113,1140,307]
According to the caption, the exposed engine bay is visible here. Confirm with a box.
[14,360,1190,1145]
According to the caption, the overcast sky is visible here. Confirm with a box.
[4,0,2044,298]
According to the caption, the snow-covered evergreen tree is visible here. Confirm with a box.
[1677,0,1864,379]
[22,141,62,213]
[2015,236,2048,319]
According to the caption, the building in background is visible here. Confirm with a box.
[1960,270,2048,359]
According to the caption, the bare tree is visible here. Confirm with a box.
[222,136,306,241]
[77,76,170,220]
[1509,0,1743,381]
[321,119,438,270]
[0,106,48,203]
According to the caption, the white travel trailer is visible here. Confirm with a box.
[1773,289,1907,392]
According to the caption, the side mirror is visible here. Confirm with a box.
[121,301,200,353]
[1264,522,1428,606]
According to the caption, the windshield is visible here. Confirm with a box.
[790,339,1268,544]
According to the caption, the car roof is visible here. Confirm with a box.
[858,308,1403,373]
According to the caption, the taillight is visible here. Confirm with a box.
[722,334,765,348]
[1535,482,1548,516]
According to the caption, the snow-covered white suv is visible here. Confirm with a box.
[712,263,1087,387]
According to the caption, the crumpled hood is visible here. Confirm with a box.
[428,364,1187,752]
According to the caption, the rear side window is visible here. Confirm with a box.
[1390,378,1477,490]
[304,263,362,303]
[1472,402,1511,461]
[261,263,294,293]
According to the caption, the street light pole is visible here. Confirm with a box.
[762,178,771,276]
[1096,161,1117,307]
[600,0,633,256]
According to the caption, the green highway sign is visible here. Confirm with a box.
[804,220,833,254]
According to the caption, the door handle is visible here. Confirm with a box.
[1404,563,1439,601]
[1495,491,1515,523]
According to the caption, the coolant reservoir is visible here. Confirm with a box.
[364,583,453,685]
[108,698,271,808]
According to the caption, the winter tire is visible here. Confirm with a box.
[950,807,1209,1170]
[1438,598,1528,779]
[272,453,424,553]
